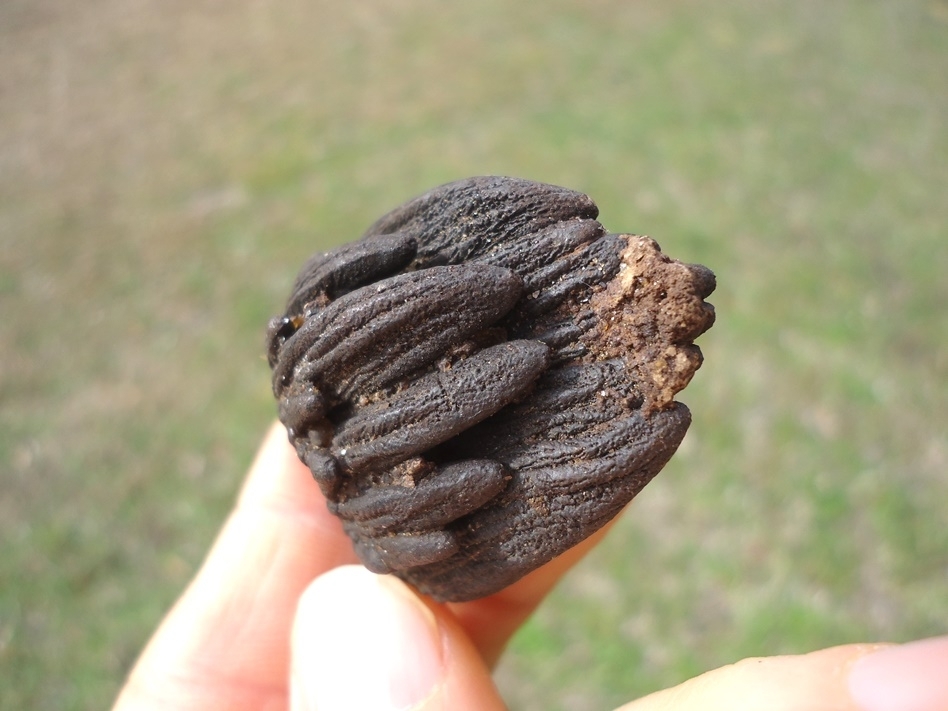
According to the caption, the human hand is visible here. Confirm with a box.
[111,422,604,710]
[113,424,948,711]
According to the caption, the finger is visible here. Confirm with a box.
[114,422,359,711]
[291,565,507,711]
[848,636,948,711]
[446,519,614,668]
[616,636,948,711]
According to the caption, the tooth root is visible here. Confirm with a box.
[278,384,328,436]
[352,529,458,574]
[333,340,550,473]
[332,459,507,533]
[363,176,599,264]
[523,406,692,491]
[285,232,418,315]
[272,263,523,398]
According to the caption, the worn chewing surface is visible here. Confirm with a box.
[267,176,715,601]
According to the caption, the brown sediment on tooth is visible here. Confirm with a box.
[587,234,716,413]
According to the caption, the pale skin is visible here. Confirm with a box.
[113,423,948,711]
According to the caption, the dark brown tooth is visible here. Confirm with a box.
[268,176,715,601]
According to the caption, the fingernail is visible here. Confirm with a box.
[848,635,948,711]
[292,565,444,711]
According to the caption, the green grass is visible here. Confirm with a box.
[2,0,946,708]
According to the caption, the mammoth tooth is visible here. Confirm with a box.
[267,176,715,601]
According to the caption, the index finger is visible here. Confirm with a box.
[113,422,357,711]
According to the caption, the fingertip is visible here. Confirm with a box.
[291,566,506,711]
[291,567,443,711]
[848,635,948,711]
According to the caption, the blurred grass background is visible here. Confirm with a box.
[1,0,946,708]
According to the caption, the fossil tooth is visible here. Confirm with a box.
[268,176,715,601]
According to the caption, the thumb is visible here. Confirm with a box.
[290,565,507,711]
